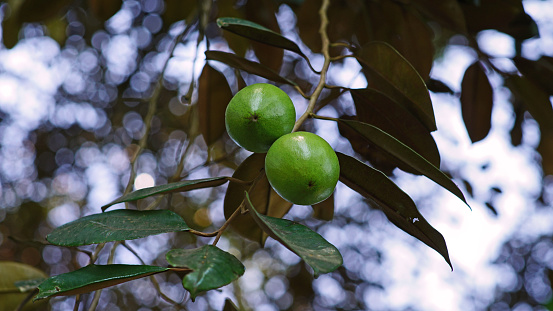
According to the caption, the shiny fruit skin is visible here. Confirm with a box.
[265,131,340,205]
[225,83,296,153]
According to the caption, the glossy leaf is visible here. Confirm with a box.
[35,264,172,300]
[198,64,233,145]
[350,88,441,167]
[460,62,494,143]
[356,42,436,132]
[245,192,343,277]
[166,245,245,300]
[337,118,468,206]
[217,17,309,62]
[224,153,293,244]
[205,51,297,86]
[0,261,47,311]
[46,210,190,246]
[102,177,230,211]
[505,75,553,131]
[336,153,452,269]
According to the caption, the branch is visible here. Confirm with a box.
[293,0,331,132]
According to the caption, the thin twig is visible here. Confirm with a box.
[212,202,243,246]
[293,0,332,132]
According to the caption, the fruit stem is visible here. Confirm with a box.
[293,0,331,132]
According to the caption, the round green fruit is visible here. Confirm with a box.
[265,131,340,205]
[225,83,296,153]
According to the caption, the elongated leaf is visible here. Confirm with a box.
[47,210,190,246]
[224,153,293,244]
[350,88,441,167]
[217,17,309,62]
[205,51,297,86]
[0,261,47,310]
[337,118,468,206]
[166,245,245,300]
[102,177,230,211]
[356,42,436,132]
[35,264,173,300]
[245,0,283,72]
[460,62,494,143]
[505,75,553,131]
[514,56,553,95]
[312,193,334,221]
[245,193,343,277]
[198,64,233,145]
[336,153,452,269]
[412,0,467,33]
[223,298,239,311]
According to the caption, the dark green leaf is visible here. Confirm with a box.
[224,153,293,244]
[337,118,468,206]
[47,210,190,246]
[198,64,233,145]
[505,75,553,131]
[356,42,436,131]
[336,153,452,269]
[205,51,297,86]
[245,192,343,277]
[216,17,309,62]
[35,264,171,300]
[14,278,46,293]
[460,62,494,143]
[102,177,230,211]
[350,88,441,167]
[166,245,245,300]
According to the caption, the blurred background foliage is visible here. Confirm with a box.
[0,0,552,310]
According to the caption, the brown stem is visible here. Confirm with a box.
[293,0,332,132]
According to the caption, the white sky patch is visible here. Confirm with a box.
[134,173,155,190]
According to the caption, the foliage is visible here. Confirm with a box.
[0,0,551,310]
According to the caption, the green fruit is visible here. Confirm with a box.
[225,83,296,153]
[265,131,340,205]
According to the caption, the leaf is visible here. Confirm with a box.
[0,261,47,310]
[350,88,441,167]
[205,51,297,86]
[224,153,292,244]
[337,118,468,206]
[102,177,230,211]
[217,17,309,63]
[411,0,467,33]
[17,0,72,23]
[538,128,553,176]
[245,192,343,277]
[166,245,245,300]
[514,56,553,95]
[505,75,553,131]
[198,64,233,145]
[357,2,435,79]
[223,298,239,311]
[245,0,283,72]
[312,193,334,221]
[427,78,454,94]
[46,209,190,246]
[356,42,436,132]
[460,61,494,143]
[35,264,172,300]
[336,153,452,269]
[460,0,538,40]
